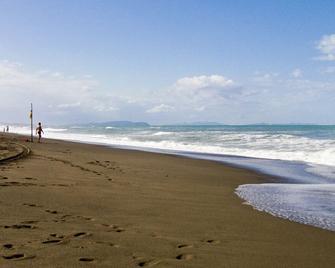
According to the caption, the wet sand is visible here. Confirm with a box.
[0,133,335,267]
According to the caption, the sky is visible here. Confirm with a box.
[0,0,335,125]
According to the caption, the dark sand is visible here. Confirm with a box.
[0,133,335,267]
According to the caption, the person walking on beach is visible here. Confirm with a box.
[36,122,44,143]
[6,126,9,132]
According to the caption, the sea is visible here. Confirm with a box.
[8,124,335,232]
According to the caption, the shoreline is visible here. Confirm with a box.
[10,128,332,183]
[4,132,294,184]
[0,133,335,267]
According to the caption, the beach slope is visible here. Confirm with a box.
[0,134,335,267]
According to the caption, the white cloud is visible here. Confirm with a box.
[168,75,240,102]
[123,74,240,121]
[0,60,122,123]
[0,60,98,96]
[93,104,119,112]
[2,59,334,125]
[143,73,335,123]
[146,104,175,113]
[322,66,335,74]
[175,75,234,90]
[195,106,206,111]
[316,34,335,61]
[252,72,279,83]
[291,68,303,78]
[57,102,81,108]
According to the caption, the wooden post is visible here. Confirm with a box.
[30,103,33,142]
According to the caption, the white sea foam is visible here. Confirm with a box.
[151,131,173,136]
[10,126,68,133]
[9,125,335,168]
[44,128,68,132]
[236,184,335,231]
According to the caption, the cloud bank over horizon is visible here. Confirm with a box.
[1,47,335,125]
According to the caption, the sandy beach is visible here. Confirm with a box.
[0,133,335,268]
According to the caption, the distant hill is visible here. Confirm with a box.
[90,121,150,127]
[177,121,224,126]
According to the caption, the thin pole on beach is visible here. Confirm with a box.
[30,103,33,142]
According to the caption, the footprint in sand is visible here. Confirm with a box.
[76,215,95,221]
[79,257,95,262]
[205,239,220,245]
[101,224,125,233]
[73,232,91,238]
[177,244,193,249]
[51,183,70,187]
[2,253,36,261]
[21,220,39,224]
[133,256,161,267]
[41,232,90,245]
[87,160,121,173]
[45,209,58,214]
[4,224,36,229]
[23,203,41,208]
[138,260,161,267]
[0,181,36,187]
[41,233,68,245]
[23,177,37,180]
[3,244,13,249]
[2,253,25,260]
[42,239,62,244]
[176,253,194,261]
[58,214,72,220]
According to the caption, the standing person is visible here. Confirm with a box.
[6,126,9,132]
[35,122,44,143]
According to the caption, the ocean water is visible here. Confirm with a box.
[9,124,335,231]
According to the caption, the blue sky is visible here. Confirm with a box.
[0,0,335,124]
